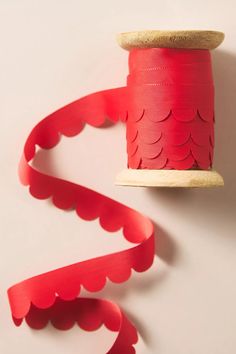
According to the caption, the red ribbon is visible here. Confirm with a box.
[8,87,155,353]
[126,48,214,169]
[8,48,215,353]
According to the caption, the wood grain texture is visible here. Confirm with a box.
[117,30,225,50]
[115,169,224,188]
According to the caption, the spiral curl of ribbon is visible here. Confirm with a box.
[8,47,214,353]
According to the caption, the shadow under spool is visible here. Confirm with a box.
[115,30,224,188]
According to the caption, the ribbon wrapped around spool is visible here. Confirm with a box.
[116,30,224,187]
[8,30,224,354]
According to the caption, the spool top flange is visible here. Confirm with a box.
[117,30,224,50]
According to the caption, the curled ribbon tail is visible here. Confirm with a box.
[9,86,155,354]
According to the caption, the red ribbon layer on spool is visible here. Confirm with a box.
[126,48,214,170]
[8,48,214,353]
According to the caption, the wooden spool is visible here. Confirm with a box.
[115,30,224,188]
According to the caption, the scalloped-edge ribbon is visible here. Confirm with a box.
[8,47,215,353]
[7,87,155,354]
[126,48,214,170]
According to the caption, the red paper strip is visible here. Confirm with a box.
[8,87,155,354]
[8,48,215,353]
[126,48,214,170]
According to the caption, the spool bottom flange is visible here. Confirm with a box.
[115,169,224,188]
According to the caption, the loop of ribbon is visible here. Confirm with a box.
[8,48,215,353]
[8,87,155,354]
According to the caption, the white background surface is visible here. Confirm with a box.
[0,1,236,353]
